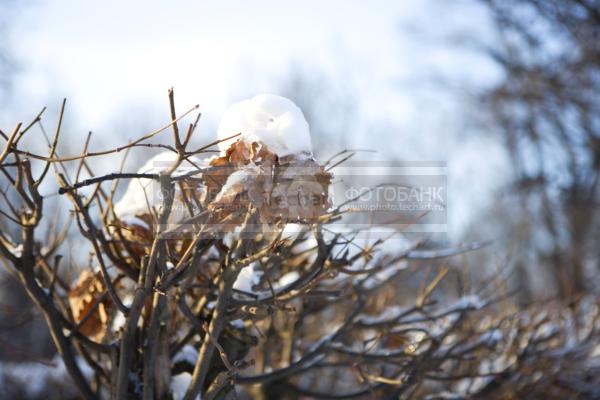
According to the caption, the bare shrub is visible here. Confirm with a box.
[0,91,598,399]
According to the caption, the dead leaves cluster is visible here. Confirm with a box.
[207,139,332,223]
[111,140,331,256]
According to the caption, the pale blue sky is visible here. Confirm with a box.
[6,0,496,129]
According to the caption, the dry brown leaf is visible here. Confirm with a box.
[110,214,155,263]
[208,140,332,225]
[68,270,113,342]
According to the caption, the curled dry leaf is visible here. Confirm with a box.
[110,214,154,261]
[267,155,332,222]
[207,139,332,224]
[68,270,113,342]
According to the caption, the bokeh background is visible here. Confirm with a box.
[1,0,599,397]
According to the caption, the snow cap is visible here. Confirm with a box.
[217,94,312,156]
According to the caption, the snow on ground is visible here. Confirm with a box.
[217,94,312,156]
[0,355,93,398]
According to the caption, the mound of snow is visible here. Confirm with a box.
[114,151,204,218]
[233,262,263,293]
[217,94,312,156]
[274,271,300,289]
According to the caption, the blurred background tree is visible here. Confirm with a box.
[474,0,600,299]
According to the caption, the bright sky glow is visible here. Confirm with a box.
[2,0,508,236]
